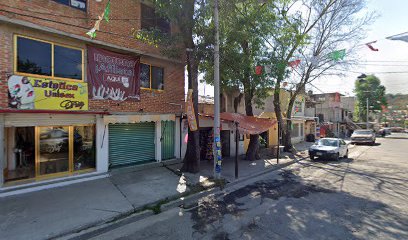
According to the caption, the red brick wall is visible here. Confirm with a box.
[0,0,168,57]
[0,1,185,114]
[0,25,13,109]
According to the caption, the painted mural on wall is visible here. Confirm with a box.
[87,46,140,101]
[8,75,88,110]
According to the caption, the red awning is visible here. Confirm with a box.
[201,112,277,134]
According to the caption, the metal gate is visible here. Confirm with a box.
[109,123,155,167]
[161,121,175,160]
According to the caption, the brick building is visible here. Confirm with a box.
[0,0,185,191]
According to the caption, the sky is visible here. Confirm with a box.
[193,0,408,97]
[313,0,408,96]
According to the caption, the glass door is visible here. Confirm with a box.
[37,126,71,176]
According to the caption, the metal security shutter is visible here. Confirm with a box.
[109,123,155,167]
[161,120,175,160]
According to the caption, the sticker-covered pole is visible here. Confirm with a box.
[213,0,221,179]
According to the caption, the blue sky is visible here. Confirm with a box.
[314,0,408,95]
[196,0,408,97]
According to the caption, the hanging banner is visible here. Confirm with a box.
[8,75,88,111]
[87,46,140,101]
[186,89,198,131]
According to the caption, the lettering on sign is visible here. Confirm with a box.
[60,100,85,110]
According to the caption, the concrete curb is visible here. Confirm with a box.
[53,210,154,240]
[54,156,306,240]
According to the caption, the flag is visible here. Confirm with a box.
[265,65,272,74]
[103,0,111,22]
[86,28,97,39]
[86,0,111,39]
[366,41,379,51]
[381,105,388,113]
[310,55,319,66]
[329,49,346,61]
[288,59,301,68]
[255,66,263,75]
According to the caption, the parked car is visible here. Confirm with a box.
[351,129,376,145]
[309,138,349,161]
[383,128,392,135]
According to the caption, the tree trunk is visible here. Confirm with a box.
[244,91,260,161]
[282,94,296,152]
[181,47,200,173]
[240,40,260,161]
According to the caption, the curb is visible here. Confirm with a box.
[54,156,306,240]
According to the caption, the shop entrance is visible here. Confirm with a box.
[3,125,96,185]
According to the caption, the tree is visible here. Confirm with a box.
[277,0,375,150]
[201,0,277,160]
[134,0,210,173]
[354,75,387,122]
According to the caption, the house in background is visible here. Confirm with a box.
[311,92,357,137]
[254,89,314,149]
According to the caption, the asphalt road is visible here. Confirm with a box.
[84,133,408,240]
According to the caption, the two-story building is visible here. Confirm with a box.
[0,0,185,192]
[311,92,357,137]
[254,89,312,147]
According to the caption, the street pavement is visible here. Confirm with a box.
[84,133,408,240]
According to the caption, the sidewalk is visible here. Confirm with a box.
[0,142,313,240]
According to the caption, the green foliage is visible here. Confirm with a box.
[354,75,387,122]
[200,0,283,110]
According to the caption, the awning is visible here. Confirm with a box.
[201,112,277,134]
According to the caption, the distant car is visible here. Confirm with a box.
[383,128,392,135]
[351,129,376,145]
[309,138,349,161]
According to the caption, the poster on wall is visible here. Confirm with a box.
[87,46,140,101]
[8,75,88,111]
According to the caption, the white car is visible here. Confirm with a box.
[351,129,376,145]
[308,138,349,161]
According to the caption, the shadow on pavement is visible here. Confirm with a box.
[187,170,408,240]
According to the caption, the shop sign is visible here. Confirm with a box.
[186,89,198,131]
[87,46,140,101]
[8,75,88,111]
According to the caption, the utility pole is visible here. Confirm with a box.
[213,0,221,179]
[366,97,369,129]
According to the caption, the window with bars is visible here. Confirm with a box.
[140,63,164,90]
[141,4,171,34]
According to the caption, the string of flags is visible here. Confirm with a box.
[86,0,111,39]
[255,40,380,75]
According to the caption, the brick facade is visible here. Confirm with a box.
[0,0,185,114]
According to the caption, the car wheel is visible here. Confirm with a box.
[333,153,339,161]
[344,150,348,159]
[310,155,315,161]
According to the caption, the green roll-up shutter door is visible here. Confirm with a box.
[109,123,155,167]
[161,120,175,160]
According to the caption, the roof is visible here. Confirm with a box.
[201,112,277,134]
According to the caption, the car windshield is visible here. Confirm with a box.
[354,130,372,135]
[318,139,338,147]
